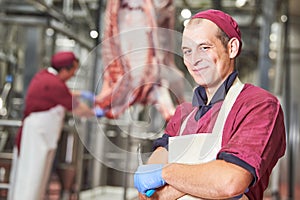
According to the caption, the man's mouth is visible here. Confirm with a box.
[192,66,208,73]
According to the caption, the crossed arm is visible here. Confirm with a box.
[137,147,252,200]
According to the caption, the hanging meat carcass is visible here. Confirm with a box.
[153,0,186,105]
[95,0,185,120]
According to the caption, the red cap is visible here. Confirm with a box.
[51,51,78,70]
[192,9,242,55]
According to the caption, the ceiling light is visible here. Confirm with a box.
[90,30,98,39]
[235,0,247,7]
[281,15,288,23]
[181,9,192,19]
[46,28,54,36]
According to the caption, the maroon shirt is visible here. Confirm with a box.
[164,84,286,199]
[16,69,77,151]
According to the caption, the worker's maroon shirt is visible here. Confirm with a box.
[16,69,75,151]
[164,84,286,199]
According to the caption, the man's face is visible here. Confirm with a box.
[69,60,79,77]
[61,60,79,81]
[181,19,233,89]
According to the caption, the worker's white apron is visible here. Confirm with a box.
[169,78,245,200]
[9,105,65,200]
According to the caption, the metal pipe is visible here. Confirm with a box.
[91,0,103,91]
[25,0,94,49]
[78,0,96,29]
[0,119,22,127]
[257,0,278,90]
[49,20,94,50]
[273,21,284,96]
[282,0,292,198]
[0,15,47,26]
[63,0,74,18]
[122,122,132,200]
[0,15,93,50]
[0,75,13,117]
[89,0,103,188]
[26,0,71,23]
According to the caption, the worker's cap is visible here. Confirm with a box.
[51,51,78,70]
[192,9,242,55]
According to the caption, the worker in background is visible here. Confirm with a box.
[10,51,100,200]
[134,9,286,200]
[15,51,97,153]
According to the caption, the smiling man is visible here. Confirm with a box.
[134,9,286,200]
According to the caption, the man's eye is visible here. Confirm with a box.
[200,46,209,51]
[183,49,191,55]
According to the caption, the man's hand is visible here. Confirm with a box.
[94,106,105,118]
[134,164,166,195]
[137,184,185,200]
[80,90,95,101]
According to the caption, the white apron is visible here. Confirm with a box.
[9,105,65,200]
[169,78,244,200]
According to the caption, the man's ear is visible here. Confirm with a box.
[228,37,240,58]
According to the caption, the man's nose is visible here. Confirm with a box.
[192,50,202,66]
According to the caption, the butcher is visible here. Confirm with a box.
[134,9,286,200]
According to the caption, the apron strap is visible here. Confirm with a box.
[212,77,244,135]
[179,108,197,136]
[199,78,244,158]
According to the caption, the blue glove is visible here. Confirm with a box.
[134,164,166,195]
[94,107,105,117]
[80,91,95,101]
